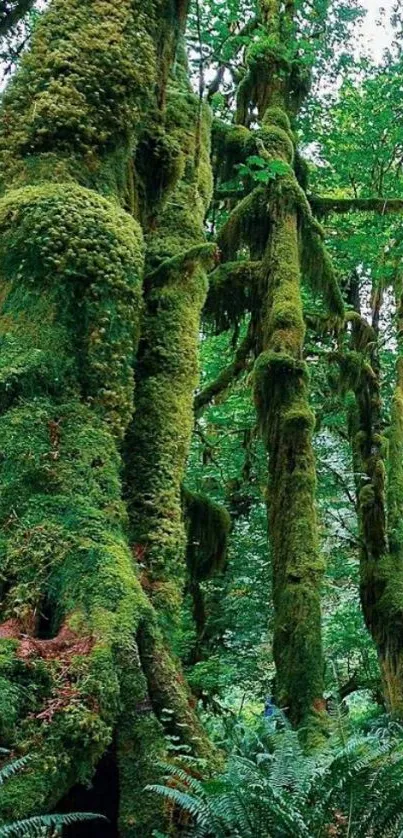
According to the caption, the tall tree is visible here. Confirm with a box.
[307,47,403,712]
[0,0,213,833]
[200,0,346,736]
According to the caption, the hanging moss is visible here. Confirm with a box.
[212,0,334,738]
[237,65,327,733]
[181,490,231,660]
[217,187,269,261]
[237,37,292,120]
[195,328,254,413]
[183,490,231,582]
[203,260,261,333]
[212,120,253,184]
[300,216,344,322]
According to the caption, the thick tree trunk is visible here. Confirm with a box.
[0,1,212,832]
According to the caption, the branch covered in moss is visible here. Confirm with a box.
[194,328,254,413]
[309,195,403,217]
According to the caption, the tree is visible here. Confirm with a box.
[0,1,213,834]
[2,0,403,833]
[305,47,403,712]
[196,0,349,737]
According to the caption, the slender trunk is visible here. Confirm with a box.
[211,0,327,733]
[255,157,325,734]
[251,2,325,735]
[343,277,403,713]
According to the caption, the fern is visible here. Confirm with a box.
[0,812,105,837]
[148,709,403,838]
[0,759,31,788]
[0,752,105,836]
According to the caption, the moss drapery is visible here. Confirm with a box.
[206,0,329,735]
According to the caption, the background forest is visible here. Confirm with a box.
[2,0,403,836]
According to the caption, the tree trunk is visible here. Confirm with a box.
[343,276,403,713]
[125,73,215,633]
[0,1,212,832]
[250,2,326,737]
[254,147,325,736]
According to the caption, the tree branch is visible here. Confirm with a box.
[309,195,403,217]
[194,327,253,413]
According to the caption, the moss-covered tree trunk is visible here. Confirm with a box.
[0,1,212,832]
[204,0,330,734]
[345,277,403,714]
[250,3,325,734]
[125,66,215,634]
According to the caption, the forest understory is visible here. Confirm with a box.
[1,0,403,836]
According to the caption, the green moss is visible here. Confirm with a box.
[203,260,261,333]
[300,216,344,321]
[137,618,216,764]
[183,490,231,582]
[238,36,291,119]
[257,124,295,164]
[211,9,328,737]
[251,128,325,731]
[0,0,193,828]
[0,0,161,196]
[217,187,269,261]
[0,183,143,438]
[125,74,214,633]
[212,120,253,184]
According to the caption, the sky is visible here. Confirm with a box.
[360,0,395,62]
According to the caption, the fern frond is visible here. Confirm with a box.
[0,812,105,837]
[0,758,31,787]
[145,783,207,820]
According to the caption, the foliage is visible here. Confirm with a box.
[2,0,403,833]
[148,712,403,838]
[0,752,103,836]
